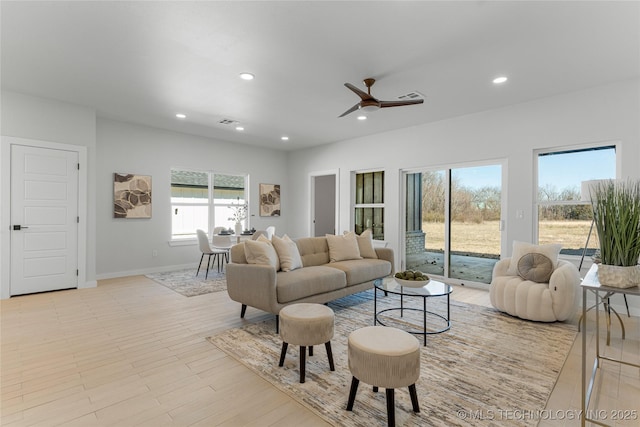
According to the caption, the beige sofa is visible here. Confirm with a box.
[226,236,394,323]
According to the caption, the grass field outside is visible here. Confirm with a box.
[421,220,595,256]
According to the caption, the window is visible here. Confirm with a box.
[171,169,247,240]
[354,171,384,240]
[536,145,616,257]
[405,163,503,285]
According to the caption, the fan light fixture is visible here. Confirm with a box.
[359,105,379,113]
[339,78,424,118]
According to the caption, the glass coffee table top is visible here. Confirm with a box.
[374,276,452,346]
[376,277,452,297]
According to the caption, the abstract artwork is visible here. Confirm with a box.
[114,173,152,218]
[259,183,280,216]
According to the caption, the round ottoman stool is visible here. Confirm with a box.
[347,326,420,427]
[278,303,335,383]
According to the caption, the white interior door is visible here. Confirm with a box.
[10,145,79,295]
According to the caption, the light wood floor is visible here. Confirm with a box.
[1,276,638,426]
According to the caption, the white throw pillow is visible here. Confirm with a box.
[244,237,280,270]
[345,229,378,259]
[271,234,303,272]
[506,241,561,277]
[326,232,362,262]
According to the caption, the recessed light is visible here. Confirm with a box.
[235,126,244,131]
[239,72,255,81]
[281,136,289,141]
[175,113,186,119]
[357,115,367,120]
[493,76,508,84]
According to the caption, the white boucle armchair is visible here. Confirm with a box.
[489,257,580,322]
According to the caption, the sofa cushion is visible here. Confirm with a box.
[355,229,378,259]
[272,234,303,272]
[243,238,279,270]
[490,275,557,322]
[326,259,391,286]
[296,237,331,267]
[276,266,347,303]
[326,232,362,262]
[506,241,561,276]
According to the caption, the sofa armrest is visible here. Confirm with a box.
[492,257,512,278]
[375,248,395,275]
[548,260,580,321]
[226,263,279,314]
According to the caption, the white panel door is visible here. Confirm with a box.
[11,145,79,295]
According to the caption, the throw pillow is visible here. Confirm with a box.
[271,234,303,272]
[347,229,378,259]
[244,237,280,270]
[326,232,362,262]
[506,241,561,277]
[517,252,554,283]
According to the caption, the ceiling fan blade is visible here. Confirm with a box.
[338,103,361,118]
[379,99,424,108]
[344,83,374,101]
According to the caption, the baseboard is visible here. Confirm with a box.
[79,280,97,289]
[96,263,197,280]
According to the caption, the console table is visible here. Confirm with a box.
[580,264,640,427]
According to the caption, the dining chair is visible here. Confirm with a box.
[213,226,226,235]
[266,226,276,240]
[196,229,228,278]
[211,234,233,269]
[251,230,268,240]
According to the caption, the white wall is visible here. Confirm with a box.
[288,79,640,249]
[2,79,638,312]
[95,119,289,278]
[1,90,98,294]
[287,78,640,312]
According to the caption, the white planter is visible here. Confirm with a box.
[597,264,640,288]
[235,222,243,235]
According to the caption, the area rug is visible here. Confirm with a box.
[207,291,577,426]
[145,268,226,297]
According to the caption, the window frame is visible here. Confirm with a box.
[170,168,249,243]
[352,169,385,240]
[533,142,620,259]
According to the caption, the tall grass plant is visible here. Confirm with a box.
[591,179,640,266]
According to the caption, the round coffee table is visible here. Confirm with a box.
[374,277,452,346]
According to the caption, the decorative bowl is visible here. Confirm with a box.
[394,277,430,288]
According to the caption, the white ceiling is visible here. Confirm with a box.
[2,1,639,151]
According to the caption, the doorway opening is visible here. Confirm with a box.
[404,163,504,285]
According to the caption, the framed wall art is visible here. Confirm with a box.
[113,173,152,218]
[259,183,280,216]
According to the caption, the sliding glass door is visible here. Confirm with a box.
[405,163,502,284]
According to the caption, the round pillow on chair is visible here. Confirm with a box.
[517,253,554,283]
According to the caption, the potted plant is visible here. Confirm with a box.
[228,198,247,235]
[590,179,640,288]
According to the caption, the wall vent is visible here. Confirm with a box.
[397,91,425,100]
[218,118,237,125]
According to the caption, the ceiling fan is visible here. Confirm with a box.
[338,78,424,118]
